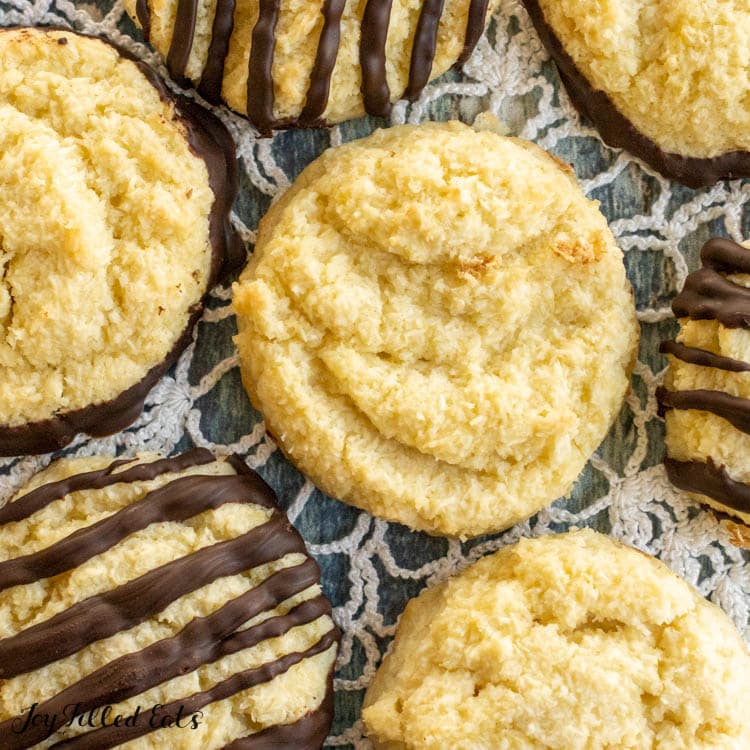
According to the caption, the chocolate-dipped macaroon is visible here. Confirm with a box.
[659,238,750,528]
[524,0,750,188]
[0,27,243,456]
[124,0,500,133]
[0,448,338,749]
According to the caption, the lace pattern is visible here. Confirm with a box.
[0,1,748,747]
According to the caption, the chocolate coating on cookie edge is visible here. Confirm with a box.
[0,27,245,457]
[0,452,338,749]
[523,0,750,188]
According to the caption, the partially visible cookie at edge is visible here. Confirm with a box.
[524,0,750,187]
[232,121,638,538]
[362,529,750,749]
[0,448,338,748]
[0,27,243,456]
[659,237,750,530]
[122,0,501,132]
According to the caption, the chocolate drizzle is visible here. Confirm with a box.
[659,238,750,518]
[0,452,338,749]
[665,458,750,516]
[360,0,395,117]
[151,0,491,132]
[522,0,750,188]
[0,28,244,457]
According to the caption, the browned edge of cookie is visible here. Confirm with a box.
[658,238,750,529]
[0,26,246,457]
[0,449,340,748]
[522,0,750,189]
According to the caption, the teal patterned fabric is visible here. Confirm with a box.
[0,1,749,748]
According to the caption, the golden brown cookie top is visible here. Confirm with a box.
[363,530,750,749]
[233,121,638,537]
[0,27,240,454]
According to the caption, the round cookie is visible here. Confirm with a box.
[0,448,338,749]
[123,0,500,132]
[659,238,750,529]
[362,529,750,749]
[233,121,638,538]
[0,27,242,456]
[524,0,750,187]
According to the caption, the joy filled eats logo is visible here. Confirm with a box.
[12,702,203,739]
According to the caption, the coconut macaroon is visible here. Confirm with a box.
[659,238,750,530]
[524,0,750,186]
[0,448,338,749]
[233,121,638,538]
[123,0,501,131]
[0,27,240,455]
[362,530,750,749]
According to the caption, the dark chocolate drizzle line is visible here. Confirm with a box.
[197,0,237,103]
[457,0,490,64]
[246,0,281,134]
[50,629,339,750]
[0,513,304,679]
[405,0,445,100]
[672,267,750,329]
[0,564,327,749]
[223,692,334,750]
[657,386,750,435]
[0,473,275,593]
[299,0,346,125]
[522,0,750,188]
[166,0,199,80]
[360,0,395,117]
[0,28,243,456]
[665,458,750,515]
[135,0,151,40]
[0,448,213,527]
[659,341,750,374]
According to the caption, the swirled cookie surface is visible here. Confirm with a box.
[0,449,337,749]
[363,530,750,749]
[233,122,638,538]
[0,28,214,432]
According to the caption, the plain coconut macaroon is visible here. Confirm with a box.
[0,448,338,749]
[0,27,241,455]
[362,529,750,749]
[233,120,638,538]
[524,0,750,186]
[123,0,501,131]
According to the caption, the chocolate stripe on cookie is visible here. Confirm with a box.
[0,448,214,526]
[246,0,281,133]
[167,0,199,80]
[50,629,339,750]
[0,472,275,592]
[135,0,151,40]
[361,0,395,117]
[299,0,346,125]
[0,512,304,679]
[660,341,750,373]
[458,0,490,63]
[223,694,333,750]
[0,565,327,749]
[665,458,750,515]
[405,0,445,100]
[657,387,750,434]
[197,0,237,103]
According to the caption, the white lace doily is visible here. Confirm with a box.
[0,1,749,747]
